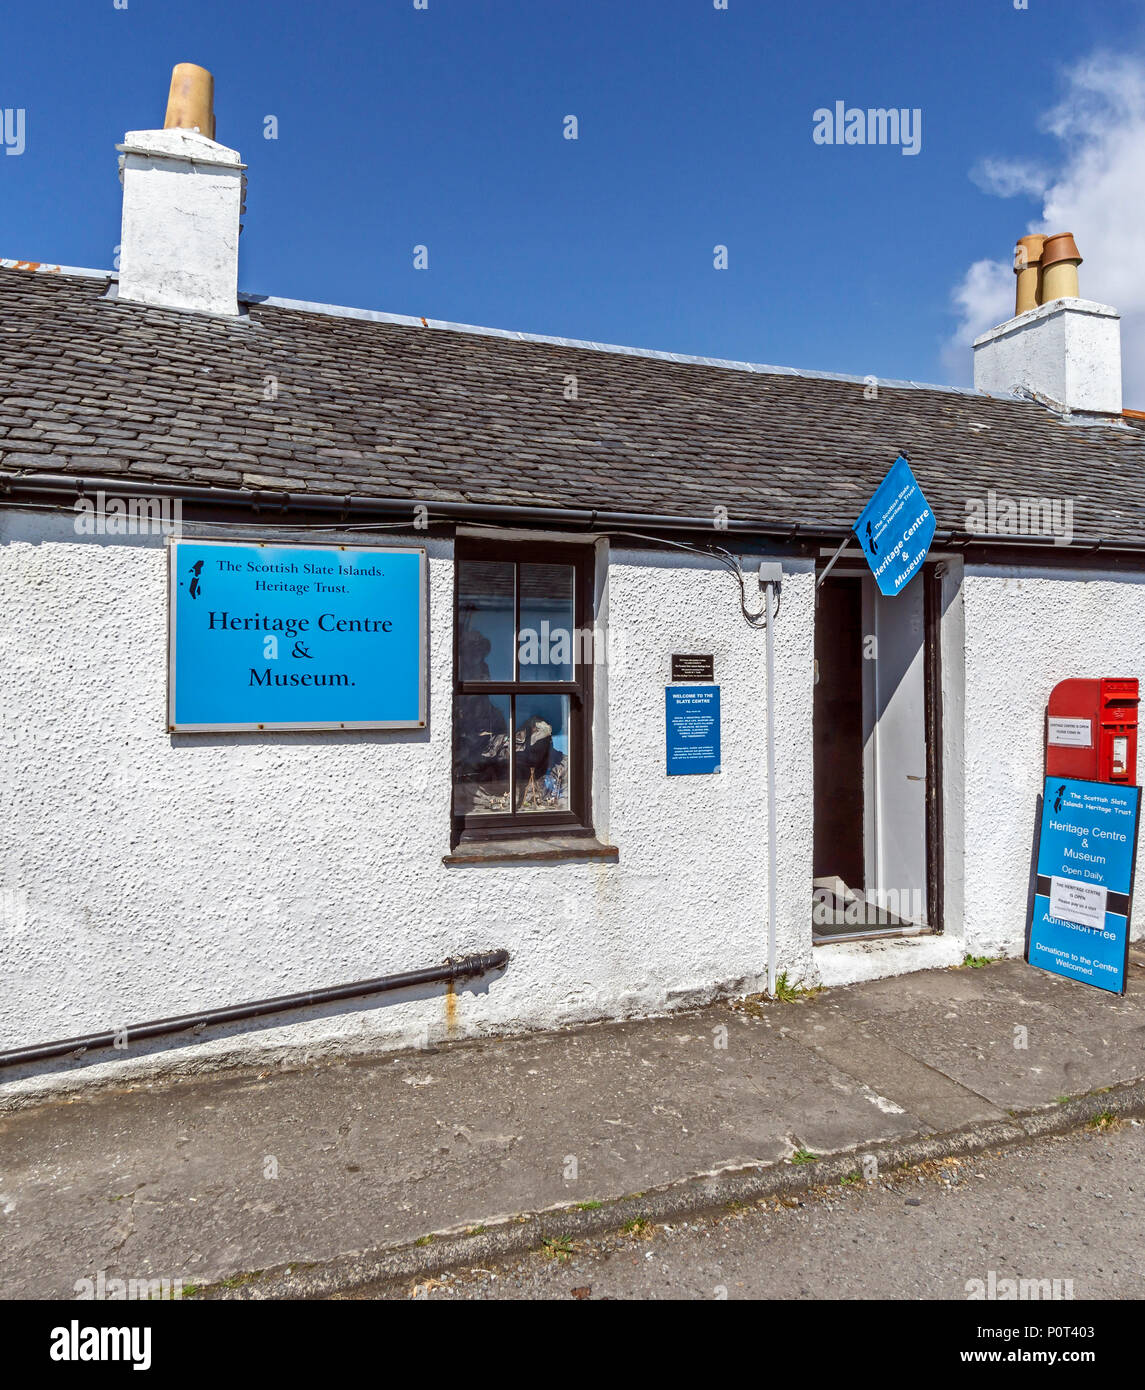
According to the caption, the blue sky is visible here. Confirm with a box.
[3,0,1144,386]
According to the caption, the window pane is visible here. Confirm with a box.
[454,694,512,816]
[458,561,515,681]
[518,563,575,682]
[515,694,571,813]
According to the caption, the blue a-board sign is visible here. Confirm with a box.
[853,454,936,597]
[666,686,720,775]
[1026,775,1141,995]
[168,539,427,731]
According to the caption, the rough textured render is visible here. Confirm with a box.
[116,129,244,317]
[0,511,814,1086]
[961,565,1145,957]
[973,299,1123,418]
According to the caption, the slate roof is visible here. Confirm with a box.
[2,264,1144,545]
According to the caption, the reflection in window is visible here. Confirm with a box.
[515,695,570,813]
[518,564,575,682]
[453,693,511,815]
[457,561,514,681]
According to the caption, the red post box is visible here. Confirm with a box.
[1045,677,1139,784]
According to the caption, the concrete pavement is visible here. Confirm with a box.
[355,1123,1145,1301]
[1,951,1144,1299]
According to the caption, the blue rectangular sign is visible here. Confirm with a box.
[853,454,936,597]
[168,539,427,731]
[666,686,720,775]
[1026,776,1141,995]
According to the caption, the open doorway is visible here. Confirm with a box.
[813,562,943,941]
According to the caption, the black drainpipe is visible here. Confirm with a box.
[0,951,509,1070]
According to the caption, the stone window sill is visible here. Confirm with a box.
[443,836,619,867]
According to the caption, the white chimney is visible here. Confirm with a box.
[115,64,245,318]
[973,233,1123,419]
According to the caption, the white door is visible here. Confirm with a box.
[862,574,928,926]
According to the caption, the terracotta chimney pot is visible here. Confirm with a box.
[1014,234,1047,315]
[163,63,216,140]
[1041,233,1083,302]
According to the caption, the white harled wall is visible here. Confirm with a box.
[0,511,815,1092]
[116,128,244,317]
[6,508,1139,1096]
[961,564,1145,956]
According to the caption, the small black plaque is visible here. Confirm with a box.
[671,653,715,682]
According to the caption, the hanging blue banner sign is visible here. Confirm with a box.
[168,539,427,731]
[665,686,721,775]
[853,454,936,597]
[1026,775,1140,995]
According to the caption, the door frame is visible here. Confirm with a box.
[923,561,945,935]
[812,558,945,941]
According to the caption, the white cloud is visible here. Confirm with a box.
[947,51,1145,403]
[941,259,1014,380]
[969,157,1048,199]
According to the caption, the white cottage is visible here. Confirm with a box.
[2,68,1143,1091]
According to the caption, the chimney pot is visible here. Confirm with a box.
[1013,234,1047,316]
[164,63,216,140]
[1041,232,1083,302]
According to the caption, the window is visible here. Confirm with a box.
[452,540,594,843]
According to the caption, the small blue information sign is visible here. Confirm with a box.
[665,686,720,776]
[168,539,427,731]
[1026,775,1141,995]
[853,454,936,597]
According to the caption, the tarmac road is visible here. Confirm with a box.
[361,1120,1145,1301]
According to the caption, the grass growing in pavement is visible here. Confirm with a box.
[772,971,824,1001]
[791,1148,818,1165]
[540,1236,575,1262]
[960,954,998,969]
[734,974,825,1013]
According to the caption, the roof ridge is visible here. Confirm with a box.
[244,289,986,398]
[0,259,986,400]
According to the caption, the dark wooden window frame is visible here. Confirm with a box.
[452,538,595,846]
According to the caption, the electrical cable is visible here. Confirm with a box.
[3,500,780,624]
[603,530,774,628]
